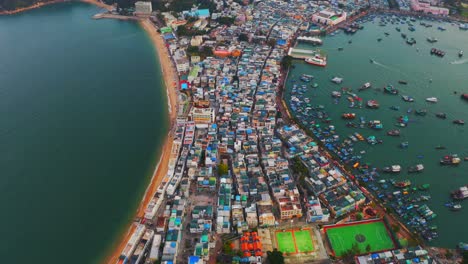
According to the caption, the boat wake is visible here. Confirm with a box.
[450,59,468,65]
[371,59,397,71]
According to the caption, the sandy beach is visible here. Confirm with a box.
[104,19,179,264]
[0,0,65,15]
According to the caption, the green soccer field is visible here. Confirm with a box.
[325,221,395,256]
[276,231,296,253]
[294,230,314,252]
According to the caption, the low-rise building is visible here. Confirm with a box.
[312,9,347,26]
[134,1,152,15]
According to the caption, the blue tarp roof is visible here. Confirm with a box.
[189,256,200,264]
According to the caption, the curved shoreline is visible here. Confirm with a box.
[102,18,178,264]
[2,1,178,262]
[0,0,113,15]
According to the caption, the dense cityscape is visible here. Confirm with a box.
[96,0,468,263]
[2,0,468,263]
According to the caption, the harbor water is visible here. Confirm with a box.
[286,17,468,248]
[0,3,167,263]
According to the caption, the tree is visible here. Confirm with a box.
[238,33,249,42]
[356,212,363,221]
[216,16,235,26]
[462,251,468,264]
[267,249,284,264]
[267,38,277,48]
[218,163,229,176]
[280,55,293,70]
[365,244,371,252]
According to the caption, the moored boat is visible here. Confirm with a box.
[305,54,327,67]
[430,48,445,57]
[408,164,424,173]
[406,37,416,45]
[342,113,356,119]
[415,109,427,116]
[418,184,430,190]
[459,50,463,58]
[387,129,400,136]
[426,97,438,103]
[435,113,446,119]
[426,37,438,43]
[368,120,383,129]
[384,85,398,95]
[453,119,465,125]
[394,179,411,188]
[398,80,408,85]
[383,165,401,173]
[440,154,461,165]
[462,94,468,101]
[331,91,341,98]
[331,77,343,84]
[451,185,468,200]
[359,82,371,91]
[402,95,414,102]
[367,100,379,109]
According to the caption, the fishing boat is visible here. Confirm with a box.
[402,95,414,102]
[331,91,341,98]
[368,120,383,130]
[440,154,461,165]
[312,83,319,88]
[302,74,314,79]
[390,105,400,111]
[452,185,468,200]
[366,100,379,109]
[300,76,311,82]
[435,145,446,150]
[331,77,343,84]
[459,50,464,58]
[462,94,468,101]
[359,82,371,91]
[438,26,446,31]
[384,85,398,95]
[305,54,327,67]
[445,202,462,211]
[394,179,411,188]
[406,38,416,45]
[430,48,445,57]
[342,113,356,119]
[401,33,407,38]
[382,165,401,173]
[453,119,465,125]
[426,37,438,43]
[369,59,375,64]
[338,47,343,51]
[396,27,401,32]
[435,113,446,119]
[408,164,424,173]
[415,109,427,116]
[398,80,408,85]
[426,97,438,103]
[418,184,430,190]
[387,129,400,136]
[377,38,382,42]
[408,26,415,32]
[400,141,409,148]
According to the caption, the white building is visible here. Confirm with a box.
[134,1,152,15]
[176,58,190,73]
[312,9,347,26]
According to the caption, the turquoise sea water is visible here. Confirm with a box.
[0,3,167,263]
[286,17,468,248]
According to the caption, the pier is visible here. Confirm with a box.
[288,47,318,59]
